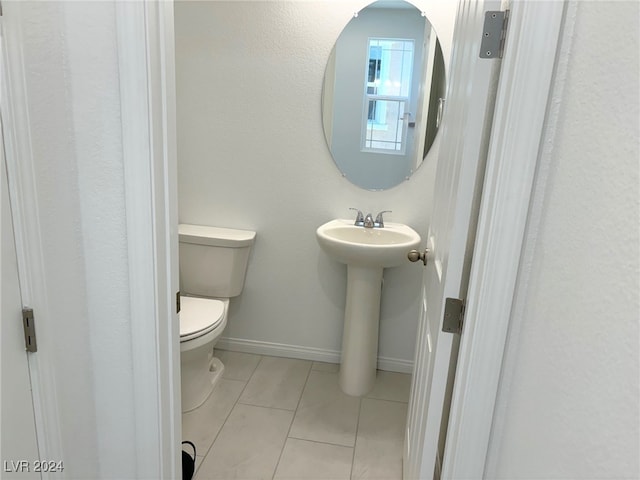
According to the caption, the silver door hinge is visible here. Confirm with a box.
[22,307,37,352]
[480,10,509,59]
[442,298,465,335]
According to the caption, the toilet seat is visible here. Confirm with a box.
[180,296,226,342]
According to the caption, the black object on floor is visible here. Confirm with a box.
[182,441,196,480]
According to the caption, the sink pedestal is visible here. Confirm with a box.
[316,219,421,397]
[339,265,383,396]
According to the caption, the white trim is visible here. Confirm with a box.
[441,1,566,478]
[115,2,180,478]
[377,357,413,374]
[217,337,414,374]
[217,337,340,363]
[116,4,161,478]
[0,6,64,471]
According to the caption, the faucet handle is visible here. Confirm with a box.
[363,213,375,228]
[375,210,392,227]
[349,208,364,225]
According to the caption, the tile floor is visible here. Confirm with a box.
[182,350,411,480]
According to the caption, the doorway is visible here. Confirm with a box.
[0,1,566,478]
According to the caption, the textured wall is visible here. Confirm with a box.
[14,3,135,477]
[486,1,640,477]
[175,0,457,368]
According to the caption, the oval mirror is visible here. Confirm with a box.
[322,0,446,190]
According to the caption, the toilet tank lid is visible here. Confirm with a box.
[179,224,256,247]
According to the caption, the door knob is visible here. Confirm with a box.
[408,248,429,266]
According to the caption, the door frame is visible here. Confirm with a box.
[114,3,181,478]
[1,0,567,478]
[440,1,566,477]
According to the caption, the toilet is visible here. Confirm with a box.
[179,223,256,412]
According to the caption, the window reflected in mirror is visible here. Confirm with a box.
[363,38,414,154]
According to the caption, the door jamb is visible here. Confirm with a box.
[115,2,180,478]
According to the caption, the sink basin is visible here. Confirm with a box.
[316,219,421,268]
[316,218,421,396]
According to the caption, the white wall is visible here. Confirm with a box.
[486,1,639,477]
[175,0,457,369]
[7,3,136,477]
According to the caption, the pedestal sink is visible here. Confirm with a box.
[316,219,421,396]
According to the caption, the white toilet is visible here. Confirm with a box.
[179,223,256,412]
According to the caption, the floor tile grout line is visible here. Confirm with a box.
[195,353,264,476]
[233,353,264,400]
[193,383,246,476]
[235,400,298,412]
[349,396,364,480]
[364,396,410,405]
[191,408,225,475]
[237,351,264,382]
[287,435,355,450]
[271,361,314,480]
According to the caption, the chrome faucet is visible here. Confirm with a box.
[363,213,375,228]
[350,208,391,228]
[374,210,392,228]
[349,208,365,226]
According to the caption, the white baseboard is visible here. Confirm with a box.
[217,337,414,374]
[378,356,414,374]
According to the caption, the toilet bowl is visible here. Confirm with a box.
[180,295,229,412]
[178,223,255,413]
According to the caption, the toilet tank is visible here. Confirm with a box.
[179,224,256,298]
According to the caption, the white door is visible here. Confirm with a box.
[1,128,40,479]
[404,1,505,478]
